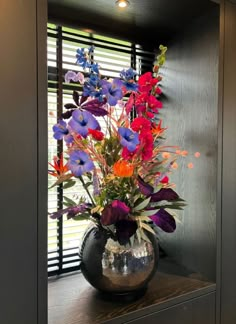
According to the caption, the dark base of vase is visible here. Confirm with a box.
[98,287,147,303]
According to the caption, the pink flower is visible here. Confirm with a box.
[138,72,158,93]
[131,117,151,133]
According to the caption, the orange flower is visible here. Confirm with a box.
[181,150,188,157]
[171,162,178,169]
[162,152,171,159]
[194,152,201,158]
[151,119,166,137]
[187,163,194,169]
[113,160,134,177]
[48,154,68,178]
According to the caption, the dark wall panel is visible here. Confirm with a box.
[220,1,236,323]
[0,0,47,323]
[127,292,215,324]
[159,7,219,281]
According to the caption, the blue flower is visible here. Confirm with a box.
[118,127,139,152]
[90,63,100,74]
[69,110,100,138]
[67,150,95,177]
[101,79,123,106]
[120,68,138,91]
[52,120,69,140]
[120,68,137,81]
[76,48,88,68]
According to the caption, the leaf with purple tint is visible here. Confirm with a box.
[137,175,154,196]
[101,200,130,226]
[64,103,78,109]
[82,98,108,117]
[73,90,80,105]
[80,95,89,105]
[149,208,176,233]
[150,188,179,202]
[115,220,138,245]
[61,110,75,119]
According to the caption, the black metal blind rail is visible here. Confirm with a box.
[47,23,155,276]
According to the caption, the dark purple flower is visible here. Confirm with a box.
[69,110,100,138]
[67,150,95,176]
[101,79,123,106]
[52,120,69,140]
[82,98,108,117]
[118,127,139,152]
[115,220,138,245]
[150,188,179,202]
[149,208,176,233]
[101,200,130,226]
[137,175,154,196]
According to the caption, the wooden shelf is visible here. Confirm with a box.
[48,259,215,324]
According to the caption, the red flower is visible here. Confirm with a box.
[88,128,104,141]
[122,147,137,160]
[131,117,151,133]
[48,154,68,178]
[147,95,163,112]
[138,72,158,93]
[139,131,154,160]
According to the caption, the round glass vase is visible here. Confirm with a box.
[79,224,159,301]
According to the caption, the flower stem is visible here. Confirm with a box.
[78,175,96,206]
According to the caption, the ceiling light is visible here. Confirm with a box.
[116,0,130,8]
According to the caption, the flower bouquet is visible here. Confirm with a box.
[48,45,197,296]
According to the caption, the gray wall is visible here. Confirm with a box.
[219,0,236,323]
[159,7,219,281]
[0,1,47,323]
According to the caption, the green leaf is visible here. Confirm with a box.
[140,209,160,217]
[133,197,151,212]
[139,229,151,243]
[84,181,93,189]
[136,228,142,244]
[63,196,76,207]
[129,234,135,247]
[140,222,156,234]
[63,180,76,190]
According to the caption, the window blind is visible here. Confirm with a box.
[47,24,155,276]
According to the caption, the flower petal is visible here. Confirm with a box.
[150,208,176,233]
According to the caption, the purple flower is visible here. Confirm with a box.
[149,208,176,233]
[52,120,69,140]
[69,110,100,138]
[101,200,130,226]
[137,175,154,196]
[50,203,91,220]
[150,188,179,202]
[118,127,139,152]
[67,150,95,176]
[64,71,85,84]
[101,79,123,106]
